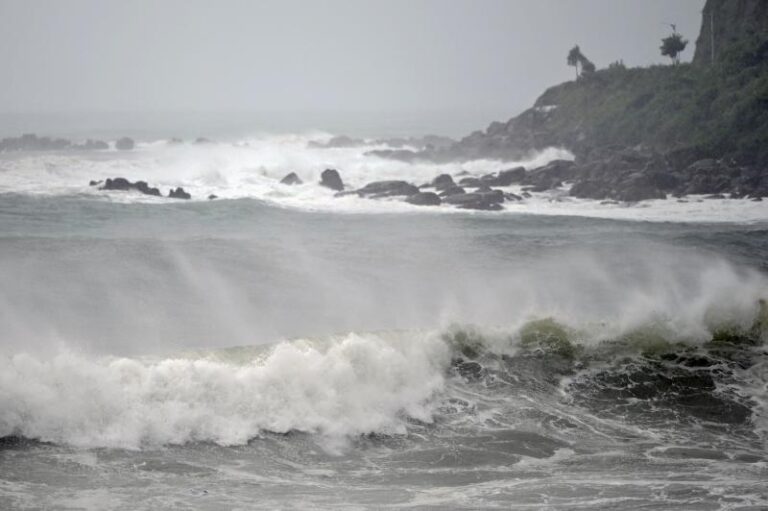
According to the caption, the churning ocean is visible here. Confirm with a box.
[0,115,767,510]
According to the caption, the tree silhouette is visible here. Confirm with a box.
[568,45,597,78]
[567,45,582,78]
[580,57,596,75]
[661,33,688,65]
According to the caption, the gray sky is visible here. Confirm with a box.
[0,0,704,117]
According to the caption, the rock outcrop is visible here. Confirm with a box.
[320,169,344,191]
[355,180,419,198]
[168,187,191,199]
[99,177,161,197]
[694,0,768,65]
[406,192,441,206]
[280,172,303,185]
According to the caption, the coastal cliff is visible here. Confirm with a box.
[366,0,768,201]
[694,0,768,65]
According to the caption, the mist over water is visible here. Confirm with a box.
[1,128,767,509]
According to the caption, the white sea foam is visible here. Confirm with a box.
[0,331,450,448]
[3,134,764,222]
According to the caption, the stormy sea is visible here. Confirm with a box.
[1,124,767,510]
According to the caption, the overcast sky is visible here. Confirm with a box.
[0,0,704,117]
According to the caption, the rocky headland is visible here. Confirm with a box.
[369,0,768,202]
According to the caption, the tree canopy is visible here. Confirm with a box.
[661,33,688,65]
[567,45,596,78]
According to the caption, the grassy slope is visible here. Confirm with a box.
[527,35,768,165]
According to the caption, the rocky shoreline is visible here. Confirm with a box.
[366,146,768,203]
[87,148,766,208]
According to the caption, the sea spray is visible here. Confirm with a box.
[0,332,450,448]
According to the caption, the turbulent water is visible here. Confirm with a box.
[1,133,767,510]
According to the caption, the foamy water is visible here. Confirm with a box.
[2,133,768,510]
[2,134,766,222]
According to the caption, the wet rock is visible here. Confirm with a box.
[356,180,419,197]
[431,174,455,190]
[135,181,161,197]
[280,172,303,185]
[458,176,482,188]
[615,175,666,202]
[505,192,523,201]
[481,166,526,186]
[439,185,466,198]
[320,169,344,191]
[444,190,505,210]
[101,177,132,191]
[89,180,103,187]
[100,177,160,196]
[208,194,218,200]
[79,139,109,150]
[168,187,191,199]
[406,192,441,206]
[115,137,135,151]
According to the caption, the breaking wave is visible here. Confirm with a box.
[1,300,765,450]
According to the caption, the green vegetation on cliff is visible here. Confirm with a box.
[530,33,768,164]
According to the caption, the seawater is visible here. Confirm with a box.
[1,134,767,510]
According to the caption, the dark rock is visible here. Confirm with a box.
[520,160,574,191]
[431,174,455,190]
[135,181,161,197]
[444,190,505,210]
[439,185,466,198]
[280,172,303,185]
[406,192,441,206]
[100,177,160,197]
[505,192,523,201]
[101,177,132,191]
[168,187,191,199]
[89,180,103,186]
[521,191,532,198]
[320,169,344,191]
[208,194,218,200]
[481,166,526,186]
[79,139,109,150]
[115,137,135,151]
[615,174,666,202]
[458,177,482,187]
[356,180,418,197]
